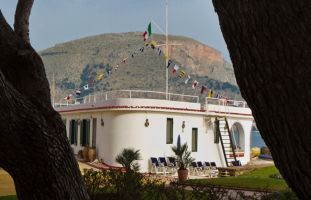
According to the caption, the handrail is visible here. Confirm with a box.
[54,89,200,108]
[53,90,249,110]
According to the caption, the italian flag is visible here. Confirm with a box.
[147,22,152,37]
[143,31,148,41]
[143,22,152,41]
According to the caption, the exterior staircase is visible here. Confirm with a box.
[216,117,238,167]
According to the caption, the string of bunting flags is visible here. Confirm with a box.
[63,21,225,101]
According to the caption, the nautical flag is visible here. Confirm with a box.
[64,94,72,100]
[147,22,152,37]
[192,80,199,89]
[139,47,144,52]
[185,75,191,84]
[88,79,94,86]
[172,64,179,74]
[122,58,128,63]
[178,70,186,78]
[216,94,223,99]
[114,64,119,71]
[167,60,172,68]
[151,40,156,49]
[143,31,148,41]
[157,48,162,56]
[208,90,214,98]
[75,89,81,95]
[83,84,89,90]
[97,73,104,81]
[106,66,112,75]
[201,86,207,94]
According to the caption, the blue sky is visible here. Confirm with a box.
[1,0,230,60]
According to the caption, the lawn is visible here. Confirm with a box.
[188,166,289,192]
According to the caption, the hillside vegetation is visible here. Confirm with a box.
[40,32,241,101]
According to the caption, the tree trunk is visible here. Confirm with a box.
[212,1,311,199]
[0,2,89,200]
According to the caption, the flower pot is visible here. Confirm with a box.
[88,147,96,162]
[178,169,188,182]
[82,146,89,162]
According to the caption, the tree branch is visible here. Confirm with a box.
[14,0,34,44]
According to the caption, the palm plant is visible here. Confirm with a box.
[171,135,194,170]
[115,148,142,172]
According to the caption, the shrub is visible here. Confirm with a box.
[115,148,141,172]
[260,146,271,156]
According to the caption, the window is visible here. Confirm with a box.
[69,120,78,145]
[80,119,90,146]
[166,118,173,144]
[192,128,198,152]
[92,118,97,147]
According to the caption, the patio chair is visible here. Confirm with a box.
[204,162,212,170]
[159,157,169,174]
[150,157,164,174]
[197,161,210,176]
[190,162,202,176]
[167,157,178,173]
[209,162,219,177]
[210,162,217,170]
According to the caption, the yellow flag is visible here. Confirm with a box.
[97,73,104,81]
[151,40,156,49]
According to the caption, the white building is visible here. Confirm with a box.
[55,90,253,172]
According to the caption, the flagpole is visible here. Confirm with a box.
[165,0,169,99]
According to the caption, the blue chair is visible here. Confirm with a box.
[190,162,202,175]
[150,157,160,173]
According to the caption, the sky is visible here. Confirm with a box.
[1,0,230,60]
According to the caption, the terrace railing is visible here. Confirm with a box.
[53,90,249,111]
[205,97,248,108]
[54,90,200,108]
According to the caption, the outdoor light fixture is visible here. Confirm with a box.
[182,121,185,132]
[145,119,150,127]
[101,118,104,126]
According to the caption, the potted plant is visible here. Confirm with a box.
[82,145,90,162]
[88,146,97,162]
[171,135,194,182]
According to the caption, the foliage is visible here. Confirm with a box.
[115,148,141,172]
[82,168,297,200]
[260,146,271,156]
[171,135,194,170]
[82,169,114,195]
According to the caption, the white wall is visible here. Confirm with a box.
[61,108,253,172]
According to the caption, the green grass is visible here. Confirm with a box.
[188,166,289,192]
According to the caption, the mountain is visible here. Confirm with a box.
[40,32,241,102]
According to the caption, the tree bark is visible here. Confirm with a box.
[212,1,311,199]
[0,2,90,200]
